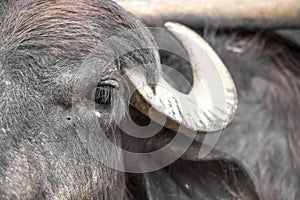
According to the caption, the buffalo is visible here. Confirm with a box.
[0,0,300,199]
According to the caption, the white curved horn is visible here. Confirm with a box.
[127,22,238,134]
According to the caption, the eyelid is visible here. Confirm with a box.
[100,78,119,88]
[86,79,117,102]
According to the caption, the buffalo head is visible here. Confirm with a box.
[0,0,238,199]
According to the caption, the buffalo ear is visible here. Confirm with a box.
[127,157,259,200]
[127,22,238,134]
[168,158,260,200]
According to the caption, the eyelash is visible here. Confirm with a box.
[89,84,115,106]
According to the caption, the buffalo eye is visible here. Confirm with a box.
[95,85,113,105]
[88,80,118,106]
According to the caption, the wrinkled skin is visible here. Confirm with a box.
[1,0,300,200]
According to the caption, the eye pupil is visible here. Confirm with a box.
[94,85,113,105]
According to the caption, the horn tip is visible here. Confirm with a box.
[164,21,176,29]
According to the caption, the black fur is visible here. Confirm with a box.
[206,30,300,199]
